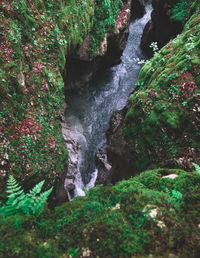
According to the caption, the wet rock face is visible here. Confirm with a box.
[131,0,146,18]
[64,30,130,91]
[106,106,134,184]
[106,107,128,137]
[107,134,134,184]
[64,3,131,91]
[95,148,112,186]
[59,104,81,201]
[62,122,79,197]
[141,0,183,55]
[93,106,133,185]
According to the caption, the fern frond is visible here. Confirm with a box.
[6,175,24,196]
[28,180,45,196]
[6,180,20,192]
[12,192,26,206]
[7,189,24,199]
[31,186,53,217]
[6,186,22,193]
[192,162,200,174]
[6,175,18,187]
[0,175,53,218]
[5,176,25,206]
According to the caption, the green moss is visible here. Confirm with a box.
[1,1,200,256]
[172,0,192,24]
[0,0,126,199]
[89,0,124,57]
[1,168,200,257]
[123,7,200,174]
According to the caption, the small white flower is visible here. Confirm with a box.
[82,247,91,257]
[162,174,178,179]
[111,203,120,210]
[157,221,166,229]
[149,208,157,219]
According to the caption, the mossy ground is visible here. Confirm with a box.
[1,168,200,257]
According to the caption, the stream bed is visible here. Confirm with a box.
[65,2,152,198]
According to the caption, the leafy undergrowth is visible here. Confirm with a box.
[89,0,126,56]
[0,168,200,257]
[172,0,194,24]
[0,0,126,201]
[123,3,200,173]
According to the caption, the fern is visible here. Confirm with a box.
[164,188,183,210]
[0,175,53,218]
[192,162,200,174]
[3,175,26,216]
[33,187,53,217]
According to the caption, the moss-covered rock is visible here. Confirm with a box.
[107,2,200,181]
[64,0,132,90]
[1,168,200,257]
[141,0,197,55]
[0,0,128,201]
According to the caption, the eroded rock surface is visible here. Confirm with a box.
[95,148,112,186]
[62,121,80,200]
[106,107,134,183]
[64,2,132,91]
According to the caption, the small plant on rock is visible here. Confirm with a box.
[134,42,159,65]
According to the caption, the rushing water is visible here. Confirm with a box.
[65,2,152,198]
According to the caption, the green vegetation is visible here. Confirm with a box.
[121,3,200,173]
[192,162,200,174]
[172,0,193,23]
[0,175,52,218]
[90,0,125,56]
[1,0,200,256]
[1,168,200,257]
[0,0,125,201]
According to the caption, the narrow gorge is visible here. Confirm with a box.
[63,1,152,199]
[1,0,200,257]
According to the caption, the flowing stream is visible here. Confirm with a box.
[65,2,152,198]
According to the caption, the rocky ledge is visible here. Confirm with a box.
[64,1,132,91]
